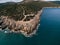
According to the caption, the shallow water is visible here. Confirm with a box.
[0,8,60,45]
[0,30,41,45]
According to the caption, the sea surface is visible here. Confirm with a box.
[0,8,60,45]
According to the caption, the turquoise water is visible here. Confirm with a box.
[0,8,60,45]
[0,31,40,45]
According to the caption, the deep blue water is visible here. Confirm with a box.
[0,8,60,45]
[40,8,60,45]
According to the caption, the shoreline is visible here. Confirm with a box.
[0,10,42,37]
[20,11,42,37]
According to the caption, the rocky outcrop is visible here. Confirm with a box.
[0,10,42,37]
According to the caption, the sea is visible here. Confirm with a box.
[0,8,60,45]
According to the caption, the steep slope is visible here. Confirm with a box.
[0,1,59,21]
[0,1,59,37]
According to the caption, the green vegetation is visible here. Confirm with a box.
[0,1,59,21]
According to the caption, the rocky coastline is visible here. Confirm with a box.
[0,10,42,37]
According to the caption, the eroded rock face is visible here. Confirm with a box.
[0,10,42,37]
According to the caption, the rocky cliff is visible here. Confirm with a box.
[0,10,42,37]
[0,1,59,37]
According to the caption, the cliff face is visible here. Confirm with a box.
[0,10,42,37]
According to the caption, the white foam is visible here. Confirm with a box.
[4,31,8,33]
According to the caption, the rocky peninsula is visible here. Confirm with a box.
[0,10,42,37]
[0,1,58,37]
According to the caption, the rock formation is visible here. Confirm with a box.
[0,10,42,37]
